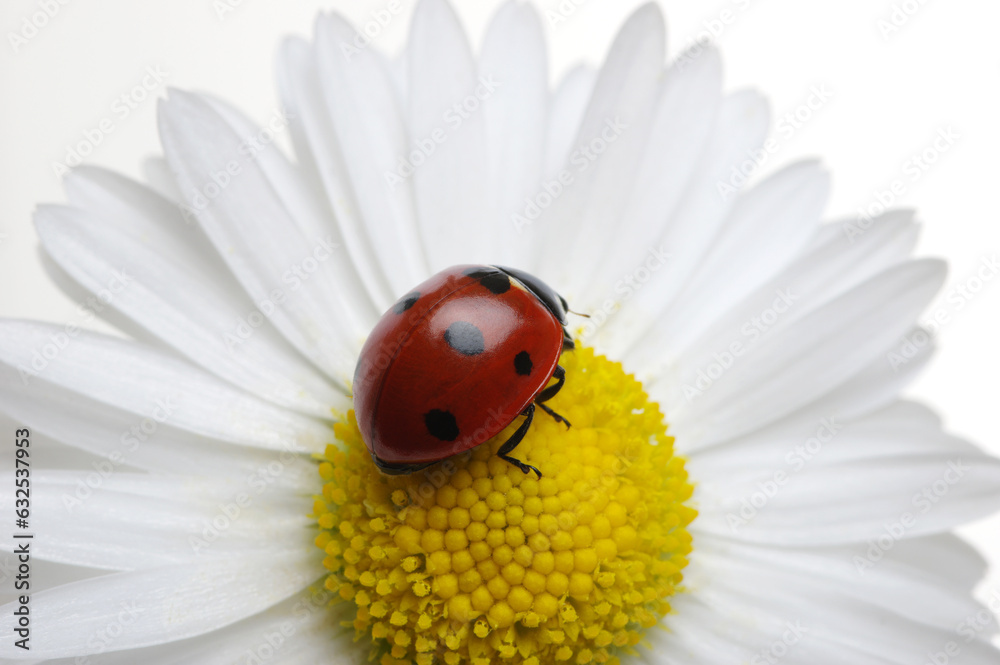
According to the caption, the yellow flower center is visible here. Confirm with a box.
[313,347,696,665]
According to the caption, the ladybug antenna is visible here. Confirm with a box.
[568,309,591,318]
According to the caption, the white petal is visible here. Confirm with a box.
[0,552,321,659]
[140,156,183,202]
[694,436,1000,545]
[597,90,772,356]
[647,600,752,664]
[0,368,318,481]
[889,533,989,592]
[158,90,371,388]
[667,259,945,444]
[578,44,723,302]
[479,1,548,266]
[676,332,934,458]
[198,93,342,269]
[0,419,101,472]
[0,555,108,601]
[407,0,490,269]
[639,210,920,373]
[40,593,360,664]
[0,473,312,571]
[389,51,409,108]
[693,535,994,634]
[274,39,333,223]
[275,37,395,310]
[643,160,828,346]
[200,91,389,328]
[0,321,331,453]
[313,13,428,293]
[630,86,771,309]
[536,3,666,284]
[760,324,935,437]
[684,547,1000,664]
[690,400,960,478]
[36,200,346,417]
[542,65,595,179]
[650,595,884,665]
[63,164,221,268]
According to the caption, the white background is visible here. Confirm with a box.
[1,0,998,613]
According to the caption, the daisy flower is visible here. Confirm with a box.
[2,0,1000,663]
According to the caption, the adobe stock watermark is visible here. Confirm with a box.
[512,116,629,234]
[918,586,1000,665]
[384,76,502,189]
[543,0,589,28]
[177,106,294,223]
[241,588,336,664]
[17,269,133,385]
[72,601,144,665]
[717,84,834,201]
[682,288,799,402]
[339,0,403,61]
[750,621,809,665]
[222,235,340,350]
[400,441,638,517]
[853,459,971,575]
[189,438,309,555]
[51,65,170,178]
[7,0,72,54]
[886,254,999,371]
[60,397,179,512]
[947,586,1000,660]
[399,451,473,510]
[877,0,931,40]
[843,125,959,243]
[213,0,249,20]
[673,0,755,72]
[576,245,672,343]
[726,417,842,533]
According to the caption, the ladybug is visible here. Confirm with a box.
[352,265,575,479]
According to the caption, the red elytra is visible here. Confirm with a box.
[352,265,574,478]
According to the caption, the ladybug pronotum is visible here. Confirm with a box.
[352,265,575,478]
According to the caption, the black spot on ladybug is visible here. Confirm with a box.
[464,267,511,294]
[514,351,533,376]
[394,292,420,314]
[479,272,511,295]
[424,409,459,441]
[444,321,485,356]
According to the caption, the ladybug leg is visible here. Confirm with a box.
[562,329,575,351]
[497,404,542,479]
[536,401,570,427]
[535,365,571,429]
[536,365,565,401]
